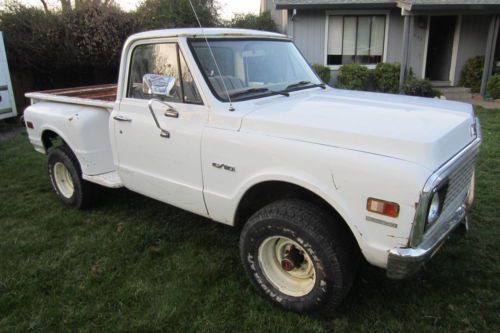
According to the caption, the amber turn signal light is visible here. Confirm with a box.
[367,198,400,218]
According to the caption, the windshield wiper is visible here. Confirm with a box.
[286,81,326,90]
[229,87,290,99]
[228,87,270,99]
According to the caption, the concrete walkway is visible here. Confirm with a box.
[469,94,500,109]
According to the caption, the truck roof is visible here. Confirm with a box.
[127,28,288,41]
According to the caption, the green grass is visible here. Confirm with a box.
[0,108,499,332]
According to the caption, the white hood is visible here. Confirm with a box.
[240,88,476,170]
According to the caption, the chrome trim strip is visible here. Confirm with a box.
[408,117,481,247]
[366,216,398,228]
[387,203,467,279]
[0,107,13,114]
[25,92,115,110]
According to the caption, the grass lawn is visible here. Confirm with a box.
[0,107,499,332]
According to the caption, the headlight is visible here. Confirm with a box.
[427,192,441,225]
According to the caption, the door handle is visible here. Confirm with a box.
[148,99,178,139]
[164,108,179,118]
[113,115,132,122]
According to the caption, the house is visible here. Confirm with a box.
[261,0,500,96]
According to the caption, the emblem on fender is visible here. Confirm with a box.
[212,162,235,172]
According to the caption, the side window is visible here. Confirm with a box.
[179,52,202,104]
[127,43,181,102]
[127,43,203,104]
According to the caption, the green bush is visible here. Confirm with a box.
[374,62,400,93]
[311,64,331,84]
[136,0,219,29]
[336,64,373,91]
[487,74,500,99]
[227,11,277,32]
[0,1,221,110]
[460,56,484,93]
[402,78,439,97]
[0,3,139,72]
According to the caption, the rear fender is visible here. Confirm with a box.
[24,102,115,176]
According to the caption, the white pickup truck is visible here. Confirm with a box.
[24,28,481,313]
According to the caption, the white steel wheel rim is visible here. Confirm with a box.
[258,236,316,297]
[53,162,74,198]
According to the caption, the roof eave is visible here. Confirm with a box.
[408,4,500,12]
[276,3,397,10]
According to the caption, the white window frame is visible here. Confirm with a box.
[324,10,390,70]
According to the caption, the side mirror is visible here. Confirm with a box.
[143,73,176,97]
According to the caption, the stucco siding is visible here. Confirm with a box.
[454,15,490,86]
[289,11,327,65]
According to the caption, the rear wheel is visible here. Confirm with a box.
[240,199,359,314]
[47,145,94,209]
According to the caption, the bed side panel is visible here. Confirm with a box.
[24,101,115,176]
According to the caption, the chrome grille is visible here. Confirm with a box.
[441,154,477,218]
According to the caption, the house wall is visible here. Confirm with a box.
[407,16,428,80]
[288,9,404,84]
[287,10,327,65]
[454,15,491,86]
[261,0,288,33]
[270,5,492,87]
[385,10,404,63]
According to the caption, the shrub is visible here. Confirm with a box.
[487,74,500,99]
[0,0,222,111]
[311,64,331,84]
[0,3,138,73]
[374,62,400,93]
[460,56,484,93]
[136,0,219,29]
[336,64,373,91]
[227,11,277,32]
[402,78,439,97]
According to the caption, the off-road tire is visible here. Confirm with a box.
[47,145,94,209]
[240,199,359,314]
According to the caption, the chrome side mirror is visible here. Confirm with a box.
[143,74,176,97]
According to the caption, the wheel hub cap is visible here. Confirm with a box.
[53,162,74,199]
[258,236,316,297]
[281,246,304,271]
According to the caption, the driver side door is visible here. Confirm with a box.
[113,41,209,216]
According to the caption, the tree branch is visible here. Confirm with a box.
[39,0,49,13]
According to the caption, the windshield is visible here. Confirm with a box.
[189,39,322,102]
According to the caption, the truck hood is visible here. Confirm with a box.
[240,88,476,170]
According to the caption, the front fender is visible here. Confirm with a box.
[202,127,431,268]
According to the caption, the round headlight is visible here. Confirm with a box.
[427,192,441,224]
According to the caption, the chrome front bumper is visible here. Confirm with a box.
[386,117,481,279]
[387,204,467,279]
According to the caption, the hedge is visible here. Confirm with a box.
[487,74,500,99]
[460,56,484,93]
[311,64,331,84]
[336,64,373,91]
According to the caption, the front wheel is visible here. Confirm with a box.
[239,199,359,314]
